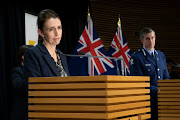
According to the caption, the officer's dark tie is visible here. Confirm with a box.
[151,53,155,60]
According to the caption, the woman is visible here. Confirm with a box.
[24,9,69,79]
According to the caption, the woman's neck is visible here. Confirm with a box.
[43,41,57,62]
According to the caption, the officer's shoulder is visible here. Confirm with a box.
[131,49,142,56]
[155,50,165,56]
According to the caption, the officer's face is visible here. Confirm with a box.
[140,32,156,51]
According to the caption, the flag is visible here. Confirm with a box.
[107,18,131,75]
[68,16,114,76]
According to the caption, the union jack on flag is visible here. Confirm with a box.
[77,16,114,76]
[107,18,131,75]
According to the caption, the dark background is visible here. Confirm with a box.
[1,0,180,119]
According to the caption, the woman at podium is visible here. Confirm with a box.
[24,9,69,79]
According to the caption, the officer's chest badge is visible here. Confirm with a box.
[145,64,151,66]
[130,58,134,65]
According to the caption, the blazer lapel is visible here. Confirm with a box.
[37,42,60,76]
[43,54,60,76]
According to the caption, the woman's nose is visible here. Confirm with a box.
[54,28,59,36]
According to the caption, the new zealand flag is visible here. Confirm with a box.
[107,19,131,75]
[68,16,115,76]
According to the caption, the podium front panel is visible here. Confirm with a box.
[28,75,150,120]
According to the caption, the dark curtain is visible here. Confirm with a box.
[0,8,25,119]
[1,2,89,120]
[58,4,88,54]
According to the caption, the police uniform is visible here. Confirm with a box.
[129,47,170,120]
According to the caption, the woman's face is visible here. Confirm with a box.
[38,18,62,46]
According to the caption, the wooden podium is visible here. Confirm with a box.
[28,75,151,120]
[158,79,180,120]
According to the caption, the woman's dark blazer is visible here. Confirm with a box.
[24,42,69,80]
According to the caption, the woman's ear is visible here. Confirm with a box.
[21,55,24,66]
[37,29,44,38]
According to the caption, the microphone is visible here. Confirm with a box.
[60,51,86,58]
[78,51,124,75]
[78,51,86,55]
[61,51,125,75]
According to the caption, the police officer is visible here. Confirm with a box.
[129,27,170,120]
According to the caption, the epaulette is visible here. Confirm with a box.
[132,49,142,55]
[141,48,146,56]
[155,50,158,55]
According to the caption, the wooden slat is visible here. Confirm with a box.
[107,89,150,96]
[28,89,150,97]
[29,101,150,112]
[115,115,139,120]
[159,118,180,120]
[28,95,150,104]
[29,83,107,89]
[106,76,150,81]
[158,102,180,105]
[107,83,149,88]
[28,76,107,83]
[28,90,107,97]
[158,106,180,109]
[115,114,150,120]
[158,98,180,102]
[158,114,180,117]
[158,87,180,90]
[28,98,107,104]
[159,110,180,113]
[29,83,149,90]
[29,105,106,112]
[158,83,180,86]
[141,114,151,120]
[158,94,180,97]
[108,95,150,103]
[158,80,180,83]
[158,91,180,94]
[108,107,150,119]
[108,101,150,111]
[28,76,150,83]
[28,112,107,119]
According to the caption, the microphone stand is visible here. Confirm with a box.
[61,52,124,75]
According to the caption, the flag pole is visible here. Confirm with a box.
[87,6,90,22]
[117,14,121,27]
[117,15,126,76]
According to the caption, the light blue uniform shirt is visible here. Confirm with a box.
[143,46,155,56]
